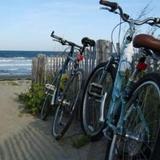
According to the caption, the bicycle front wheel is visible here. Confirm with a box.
[40,72,61,120]
[108,73,160,160]
[52,69,84,140]
[40,92,52,120]
[82,62,115,140]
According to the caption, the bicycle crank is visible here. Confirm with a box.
[57,98,71,106]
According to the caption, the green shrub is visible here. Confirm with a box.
[18,72,70,115]
[18,83,45,115]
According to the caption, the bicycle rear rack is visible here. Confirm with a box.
[45,84,55,93]
[43,84,57,105]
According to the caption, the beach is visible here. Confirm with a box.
[0,80,32,139]
[0,80,107,160]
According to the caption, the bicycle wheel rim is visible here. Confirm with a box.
[83,65,113,137]
[40,93,51,120]
[109,81,160,160]
[52,70,83,139]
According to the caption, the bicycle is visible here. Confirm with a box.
[81,0,160,159]
[40,31,95,140]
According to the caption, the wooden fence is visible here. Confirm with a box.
[32,40,112,84]
[46,49,96,77]
[32,40,160,84]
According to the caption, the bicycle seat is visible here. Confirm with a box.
[81,37,95,47]
[133,34,160,54]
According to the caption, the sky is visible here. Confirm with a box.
[0,0,159,51]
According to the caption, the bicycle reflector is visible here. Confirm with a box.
[136,62,148,71]
[76,53,84,62]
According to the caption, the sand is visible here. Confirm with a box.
[0,80,107,160]
[0,80,32,138]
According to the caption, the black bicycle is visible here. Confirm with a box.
[40,31,95,140]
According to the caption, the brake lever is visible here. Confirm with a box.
[100,7,119,14]
[52,39,66,45]
[100,7,110,11]
[148,22,160,28]
[52,39,60,43]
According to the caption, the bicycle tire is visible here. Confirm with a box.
[107,73,160,160]
[40,72,62,120]
[40,92,52,120]
[52,69,84,140]
[81,62,115,140]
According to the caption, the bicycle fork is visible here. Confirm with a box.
[51,87,57,105]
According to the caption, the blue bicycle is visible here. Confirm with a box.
[81,1,160,159]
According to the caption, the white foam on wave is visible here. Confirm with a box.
[0,57,32,76]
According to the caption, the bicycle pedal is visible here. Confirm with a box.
[45,84,55,91]
[88,83,103,99]
[62,99,70,106]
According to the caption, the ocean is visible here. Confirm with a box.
[0,50,60,78]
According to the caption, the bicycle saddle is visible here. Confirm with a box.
[133,34,160,54]
[81,37,95,47]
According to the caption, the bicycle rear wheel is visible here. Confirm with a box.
[52,69,84,140]
[81,62,115,140]
[107,73,160,160]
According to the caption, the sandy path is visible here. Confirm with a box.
[0,80,106,160]
[0,81,33,138]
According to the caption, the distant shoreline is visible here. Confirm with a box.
[0,50,63,58]
[0,75,31,80]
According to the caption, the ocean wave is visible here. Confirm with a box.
[0,64,31,67]
[0,57,32,76]
[0,50,58,76]
[0,56,31,59]
[0,57,32,63]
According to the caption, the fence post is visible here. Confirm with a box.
[96,40,112,65]
[32,54,47,84]
[32,57,38,83]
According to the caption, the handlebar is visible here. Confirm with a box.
[99,0,160,27]
[100,0,118,11]
[51,31,95,55]
[51,31,82,49]
[132,17,160,26]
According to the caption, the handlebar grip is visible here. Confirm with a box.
[100,0,118,11]
[154,18,160,24]
[50,31,55,37]
[50,31,62,40]
[81,37,95,47]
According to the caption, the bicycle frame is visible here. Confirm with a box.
[101,21,149,136]
[50,45,80,105]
